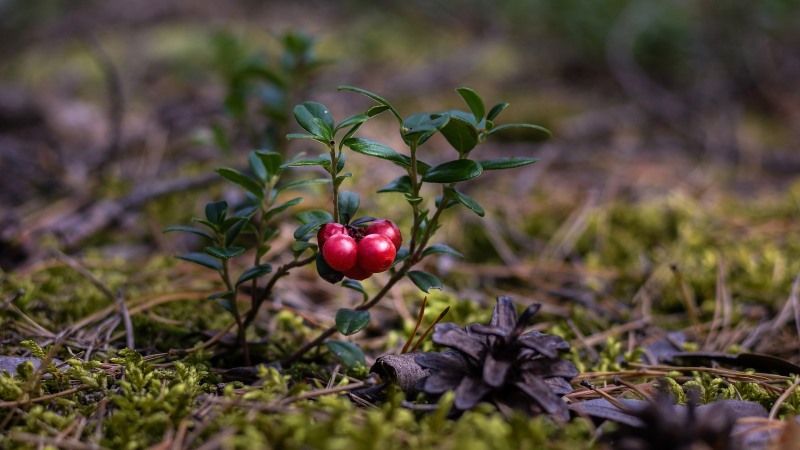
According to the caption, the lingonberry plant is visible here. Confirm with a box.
[168,85,548,368]
[165,150,321,364]
[281,85,551,367]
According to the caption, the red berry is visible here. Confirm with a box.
[343,264,372,281]
[317,223,347,248]
[357,234,396,273]
[365,219,402,249]
[322,234,358,271]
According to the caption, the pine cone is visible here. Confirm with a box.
[415,296,578,420]
[606,390,739,450]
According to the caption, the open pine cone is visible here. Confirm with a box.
[414,296,578,420]
[606,389,739,450]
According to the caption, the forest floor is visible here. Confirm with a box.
[2,2,800,449]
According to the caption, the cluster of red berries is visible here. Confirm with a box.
[317,219,402,281]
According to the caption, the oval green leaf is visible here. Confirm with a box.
[456,87,485,121]
[293,101,334,140]
[338,191,360,224]
[177,252,222,271]
[325,340,366,368]
[479,157,539,170]
[440,113,479,153]
[335,309,370,336]
[204,246,246,259]
[377,175,413,194]
[486,102,509,121]
[216,168,264,199]
[236,264,273,286]
[450,188,485,217]
[488,123,551,140]
[422,243,464,258]
[337,85,402,123]
[421,159,483,183]
[163,225,215,241]
[408,270,443,293]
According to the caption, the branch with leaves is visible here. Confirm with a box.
[165,151,321,364]
[281,85,550,367]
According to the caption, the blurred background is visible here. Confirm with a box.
[2,0,800,322]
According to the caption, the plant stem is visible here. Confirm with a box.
[407,140,421,254]
[329,143,340,223]
[281,261,412,366]
[411,188,448,260]
[242,254,316,330]
[251,213,264,324]
[222,259,250,365]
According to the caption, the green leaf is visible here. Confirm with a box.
[282,154,331,169]
[402,112,449,146]
[335,309,370,336]
[265,197,303,220]
[339,124,364,147]
[234,204,258,219]
[236,264,272,285]
[377,175,413,194]
[316,252,344,284]
[488,123,551,140]
[421,159,483,183]
[217,168,264,199]
[335,113,369,132]
[208,291,236,313]
[255,151,283,178]
[479,157,539,170]
[293,210,333,241]
[177,252,222,271]
[367,104,390,117]
[224,217,248,244]
[336,154,346,173]
[163,225,214,241]
[335,173,352,186]
[343,138,429,174]
[297,209,334,224]
[456,87,485,122]
[248,151,268,182]
[350,216,377,226]
[291,240,316,256]
[440,113,479,153]
[449,188,485,217]
[486,102,509,121]
[325,341,366,368]
[422,243,464,258]
[286,133,326,142]
[293,101,334,140]
[338,191,360,224]
[192,218,221,230]
[337,85,402,122]
[277,177,330,193]
[407,271,443,293]
[205,201,228,225]
[342,279,368,302]
[294,223,323,241]
[393,247,410,266]
[205,246,246,259]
